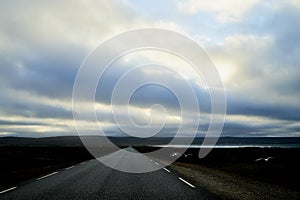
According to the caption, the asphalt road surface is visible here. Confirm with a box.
[1,147,218,200]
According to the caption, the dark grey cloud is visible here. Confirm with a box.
[226,94,300,121]
[220,121,300,137]
[0,44,85,99]
[95,62,212,113]
[0,89,72,119]
[2,101,72,119]
[0,119,45,126]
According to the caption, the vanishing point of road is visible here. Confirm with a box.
[1,147,218,200]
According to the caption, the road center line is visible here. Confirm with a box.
[178,177,195,188]
[36,172,58,180]
[154,162,159,165]
[163,168,170,173]
[0,187,17,194]
[65,166,74,170]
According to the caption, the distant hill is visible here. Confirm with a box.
[0,136,84,147]
[0,136,300,147]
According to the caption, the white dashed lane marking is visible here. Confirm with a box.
[154,162,159,166]
[0,187,17,194]
[178,177,195,188]
[36,172,59,180]
[163,168,170,173]
[65,166,74,170]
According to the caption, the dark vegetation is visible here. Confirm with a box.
[0,136,299,194]
[0,146,93,190]
[0,136,125,191]
[136,146,300,192]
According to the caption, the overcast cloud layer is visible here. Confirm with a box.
[0,0,299,137]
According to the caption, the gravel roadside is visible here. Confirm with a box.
[170,162,300,200]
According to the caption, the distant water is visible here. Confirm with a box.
[153,144,300,148]
[153,137,300,148]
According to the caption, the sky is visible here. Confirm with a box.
[0,0,300,138]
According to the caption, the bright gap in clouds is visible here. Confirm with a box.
[94,49,212,137]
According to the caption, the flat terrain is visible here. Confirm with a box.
[1,147,216,200]
[138,147,300,199]
[0,146,93,191]
[1,137,299,199]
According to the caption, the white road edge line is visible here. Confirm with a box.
[179,177,195,188]
[80,161,86,165]
[36,172,58,180]
[163,168,170,173]
[65,166,74,170]
[0,187,17,194]
[154,162,159,165]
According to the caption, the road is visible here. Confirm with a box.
[1,147,217,200]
